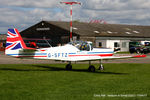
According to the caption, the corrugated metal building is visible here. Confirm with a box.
[20,21,150,51]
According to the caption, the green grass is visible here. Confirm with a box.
[0,64,149,100]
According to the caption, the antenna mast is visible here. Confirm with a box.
[60,2,81,42]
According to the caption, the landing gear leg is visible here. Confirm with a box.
[66,62,72,70]
[98,59,104,70]
[88,61,96,72]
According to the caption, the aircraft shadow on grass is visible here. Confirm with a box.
[0,65,129,75]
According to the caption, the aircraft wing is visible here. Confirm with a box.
[59,55,146,62]
[99,55,146,59]
[59,56,101,62]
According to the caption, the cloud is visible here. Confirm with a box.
[82,0,150,10]
[0,0,62,8]
[80,0,150,24]
[0,0,150,34]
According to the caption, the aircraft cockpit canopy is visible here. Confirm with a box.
[69,41,93,51]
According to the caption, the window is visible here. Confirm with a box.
[114,42,121,51]
[122,42,127,48]
[99,42,102,47]
[114,42,120,47]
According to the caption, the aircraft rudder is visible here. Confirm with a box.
[5,28,26,52]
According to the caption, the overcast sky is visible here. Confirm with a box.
[0,0,150,34]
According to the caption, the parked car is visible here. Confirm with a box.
[129,45,150,54]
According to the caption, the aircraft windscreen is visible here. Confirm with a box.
[69,41,93,51]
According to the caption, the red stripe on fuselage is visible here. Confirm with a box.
[69,54,113,57]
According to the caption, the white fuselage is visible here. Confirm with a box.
[6,44,114,61]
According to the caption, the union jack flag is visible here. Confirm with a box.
[6,29,26,50]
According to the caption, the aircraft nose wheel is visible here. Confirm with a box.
[98,64,104,70]
[88,65,96,72]
[66,64,72,70]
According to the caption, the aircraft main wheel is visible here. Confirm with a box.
[88,65,95,72]
[66,64,72,70]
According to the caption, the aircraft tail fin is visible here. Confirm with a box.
[5,28,27,51]
[5,28,35,55]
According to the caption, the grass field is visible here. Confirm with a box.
[0,64,149,100]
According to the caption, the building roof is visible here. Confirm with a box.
[20,20,150,39]
[45,21,150,38]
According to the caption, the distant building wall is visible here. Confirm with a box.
[0,34,6,51]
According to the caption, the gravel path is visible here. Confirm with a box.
[0,51,149,64]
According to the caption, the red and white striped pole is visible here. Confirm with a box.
[60,2,81,42]
[70,4,73,42]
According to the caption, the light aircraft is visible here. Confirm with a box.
[5,28,146,72]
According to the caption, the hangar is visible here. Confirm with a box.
[20,21,150,52]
